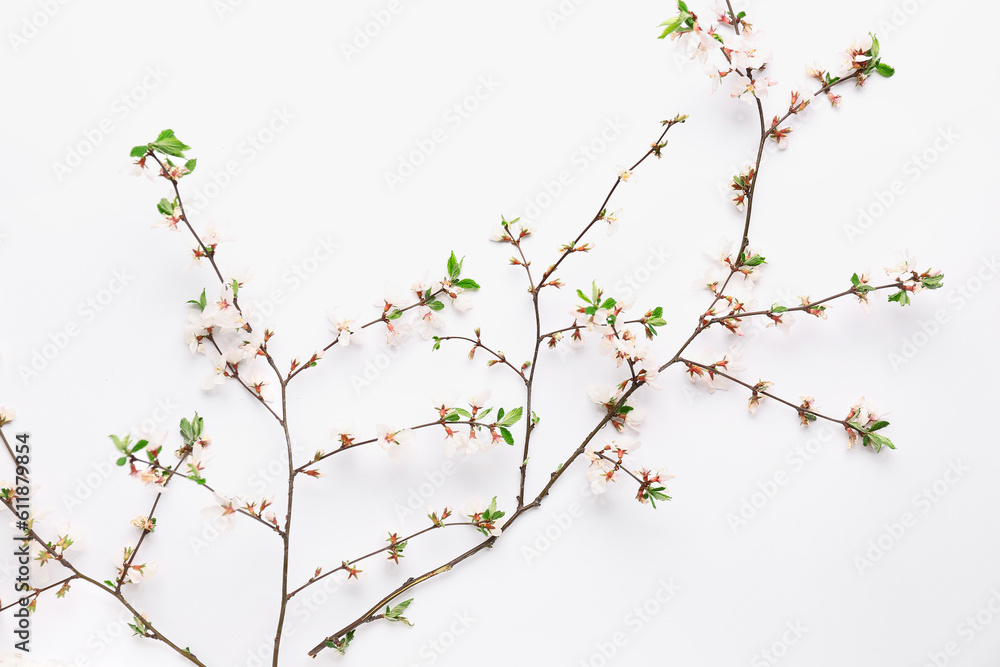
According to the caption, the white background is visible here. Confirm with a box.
[1,0,998,665]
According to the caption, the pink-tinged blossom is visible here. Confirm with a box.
[330,420,357,449]
[836,34,873,77]
[202,348,243,391]
[766,311,796,334]
[685,346,746,393]
[413,305,444,339]
[705,65,732,93]
[468,389,491,412]
[442,427,471,459]
[676,22,722,62]
[587,383,622,410]
[730,74,777,104]
[201,493,240,532]
[327,309,361,346]
[377,425,415,463]
[725,32,773,70]
[0,407,15,427]
[844,397,883,448]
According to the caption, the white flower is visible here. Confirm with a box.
[617,167,634,182]
[377,425,415,463]
[450,292,474,312]
[442,429,471,458]
[705,65,731,93]
[413,306,444,339]
[725,31,773,70]
[468,389,491,410]
[244,363,276,403]
[127,561,158,584]
[0,406,15,427]
[201,493,240,532]
[677,22,721,62]
[384,321,409,346]
[766,311,796,334]
[184,311,212,354]
[686,346,746,393]
[604,208,622,236]
[328,309,361,346]
[584,446,617,494]
[330,420,357,448]
[202,290,242,330]
[587,384,621,409]
[730,74,777,104]
[885,252,917,279]
[836,34,874,77]
[202,347,243,391]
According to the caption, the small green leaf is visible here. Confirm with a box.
[184,158,197,173]
[498,407,523,427]
[875,62,895,77]
[455,278,480,290]
[426,299,445,311]
[130,145,149,158]
[447,251,463,280]
[657,16,683,39]
[499,427,514,446]
[157,198,175,216]
[888,290,911,306]
[187,289,208,311]
[116,456,127,466]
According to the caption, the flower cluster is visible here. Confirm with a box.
[116,545,157,586]
[585,437,673,506]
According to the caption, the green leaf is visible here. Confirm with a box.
[743,254,767,267]
[131,439,149,454]
[600,298,616,310]
[387,308,403,320]
[386,598,413,620]
[498,407,523,427]
[426,299,445,311]
[921,273,944,290]
[447,251,463,279]
[499,427,514,446]
[770,305,788,314]
[187,289,208,311]
[888,290,911,307]
[184,158,197,173]
[868,33,880,61]
[455,278,480,290]
[869,420,890,432]
[875,62,895,77]
[851,273,860,286]
[157,198,175,216]
[646,317,666,327]
[577,289,591,305]
[150,132,190,158]
[116,456,127,466]
[130,145,149,158]
[657,16,683,39]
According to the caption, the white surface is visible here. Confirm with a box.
[0,0,997,665]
